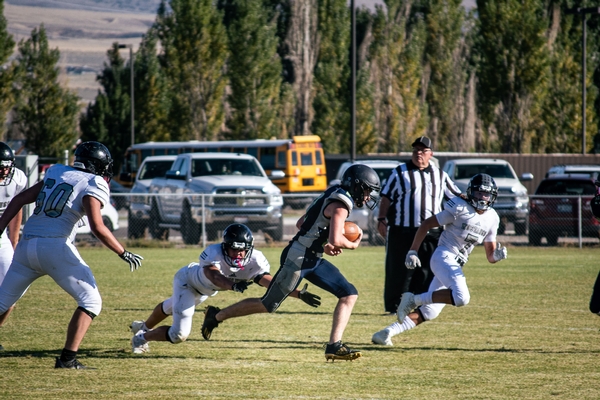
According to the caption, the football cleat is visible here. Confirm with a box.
[131,330,149,354]
[371,329,393,346]
[324,341,362,362]
[201,306,221,340]
[130,320,146,334]
[54,357,94,369]
[397,292,416,323]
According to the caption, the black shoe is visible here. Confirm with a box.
[201,306,221,340]
[0,344,4,351]
[54,357,95,369]
[324,341,362,362]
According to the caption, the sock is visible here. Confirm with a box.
[60,348,77,362]
[416,292,433,305]
[387,317,416,336]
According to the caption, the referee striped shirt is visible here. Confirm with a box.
[381,161,461,228]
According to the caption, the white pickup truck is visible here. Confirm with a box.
[148,152,284,244]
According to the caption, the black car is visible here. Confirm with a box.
[528,174,599,246]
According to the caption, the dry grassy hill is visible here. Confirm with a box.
[4,0,156,103]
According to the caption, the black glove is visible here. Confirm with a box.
[232,280,253,293]
[120,250,143,272]
[299,283,321,308]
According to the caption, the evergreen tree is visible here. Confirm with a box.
[12,25,79,158]
[155,0,229,141]
[220,0,283,140]
[80,43,132,172]
[0,0,15,136]
[134,28,171,143]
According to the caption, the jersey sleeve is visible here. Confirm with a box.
[252,250,271,275]
[13,169,28,195]
[327,188,354,214]
[442,171,462,198]
[483,210,500,243]
[85,175,110,208]
[380,168,399,199]
[199,244,222,268]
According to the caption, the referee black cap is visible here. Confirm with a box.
[411,136,432,150]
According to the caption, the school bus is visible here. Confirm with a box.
[117,136,327,206]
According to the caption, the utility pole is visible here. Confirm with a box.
[565,7,600,155]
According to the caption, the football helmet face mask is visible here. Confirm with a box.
[221,223,254,272]
[340,164,381,210]
[73,141,114,182]
[0,142,15,186]
[466,173,498,212]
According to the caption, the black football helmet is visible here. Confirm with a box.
[466,173,498,212]
[73,141,114,181]
[341,164,381,209]
[221,223,254,271]
[0,142,15,186]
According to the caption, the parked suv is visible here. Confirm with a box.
[330,160,402,245]
[442,158,533,234]
[528,174,600,246]
[128,155,177,239]
[546,164,600,178]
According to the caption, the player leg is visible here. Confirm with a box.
[590,270,600,315]
[384,227,414,313]
[306,258,361,361]
[0,242,16,349]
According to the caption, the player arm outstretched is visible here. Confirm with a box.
[83,195,142,271]
[203,265,253,293]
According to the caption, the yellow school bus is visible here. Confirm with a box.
[117,136,327,207]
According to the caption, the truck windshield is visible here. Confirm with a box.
[455,164,515,180]
[138,160,175,180]
[191,159,264,177]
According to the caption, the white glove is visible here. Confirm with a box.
[405,250,421,269]
[492,243,507,262]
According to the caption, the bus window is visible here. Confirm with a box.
[167,148,179,155]
[261,147,276,170]
[129,153,139,173]
[300,152,313,166]
[277,151,287,168]
[141,149,153,160]
[315,150,323,165]
[291,151,298,166]
[232,147,246,154]
[246,148,258,158]
[218,147,232,153]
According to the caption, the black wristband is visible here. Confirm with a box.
[377,217,387,222]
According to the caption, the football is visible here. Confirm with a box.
[343,221,361,242]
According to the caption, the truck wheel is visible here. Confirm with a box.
[528,230,542,246]
[149,203,169,240]
[271,218,284,241]
[514,222,527,235]
[127,213,145,239]
[181,207,200,245]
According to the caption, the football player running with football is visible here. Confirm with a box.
[0,141,143,369]
[0,143,28,351]
[201,164,381,362]
[129,223,321,353]
[372,173,508,346]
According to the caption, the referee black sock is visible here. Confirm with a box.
[60,348,77,362]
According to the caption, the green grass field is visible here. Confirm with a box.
[0,245,599,399]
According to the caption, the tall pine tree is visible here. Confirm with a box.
[12,25,79,158]
[0,0,15,137]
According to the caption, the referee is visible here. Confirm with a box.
[377,136,461,314]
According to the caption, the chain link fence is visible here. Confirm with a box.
[96,193,600,248]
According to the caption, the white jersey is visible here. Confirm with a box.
[435,196,499,265]
[185,243,270,296]
[0,168,27,241]
[23,164,109,242]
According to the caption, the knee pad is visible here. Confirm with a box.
[452,291,470,307]
[79,296,102,317]
[419,304,443,321]
[167,326,189,344]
